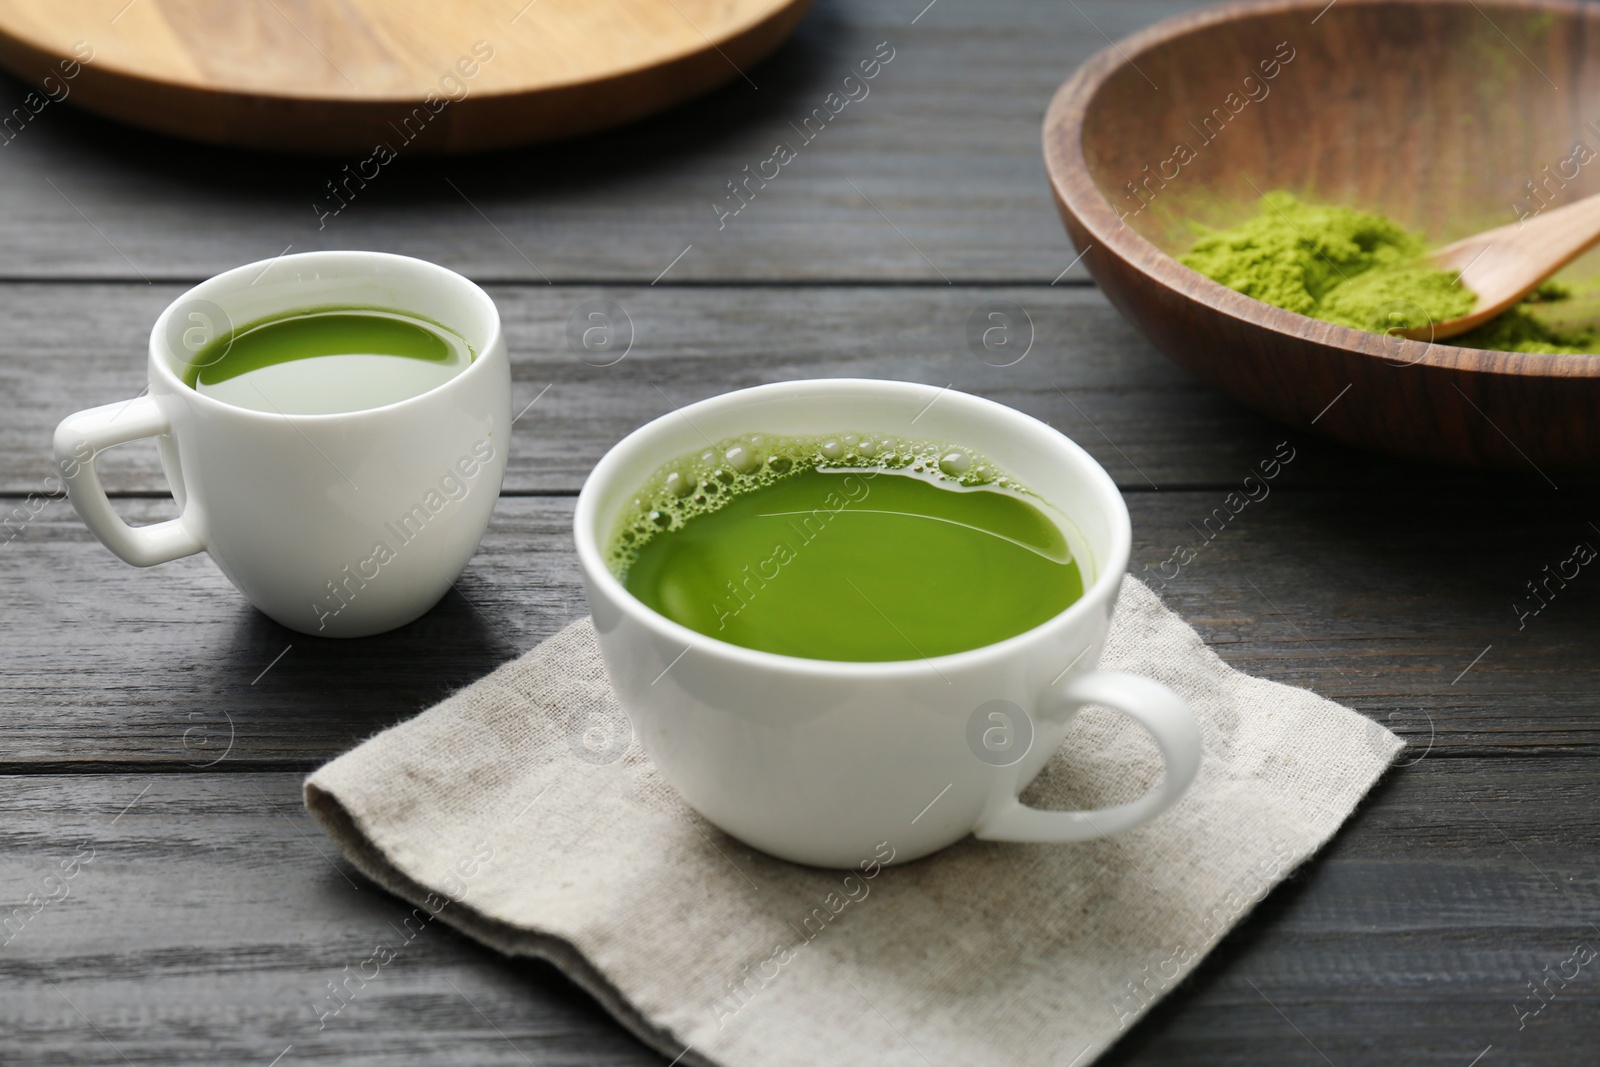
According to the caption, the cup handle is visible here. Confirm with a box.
[54,396,205,567]
[972,670,1202,843]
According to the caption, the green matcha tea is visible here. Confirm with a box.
[610,435,1085,662]
[184,308,474,414]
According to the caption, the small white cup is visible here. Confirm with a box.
[575,379,1201,867]
[53,251,511,638]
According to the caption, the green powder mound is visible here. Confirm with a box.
[1317,262,1474,334]
[1452,283,1600,354]
[1180,192,1600,354]
[1180,191,1438,316]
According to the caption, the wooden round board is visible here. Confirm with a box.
[0,0,812,154]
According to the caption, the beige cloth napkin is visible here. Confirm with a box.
[306,577,1400,1067]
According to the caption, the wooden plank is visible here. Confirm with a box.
[0,762,1594,1065]
[5,489,1600,768]
[7,282,1587,499]
[0,0,1207,284]
[0,495,578,770]
[0,771,662,1066]
[1103,754,1600,1065]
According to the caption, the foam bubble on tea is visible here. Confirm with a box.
[609,433,1086,662]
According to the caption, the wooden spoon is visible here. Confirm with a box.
[1399,192,1600,341]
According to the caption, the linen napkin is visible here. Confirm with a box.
[306,577,1401,1067]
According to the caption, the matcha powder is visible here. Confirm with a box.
[1180,191,1599,354]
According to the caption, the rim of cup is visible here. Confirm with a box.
[573,378,1132,677]
[148,250,503,422]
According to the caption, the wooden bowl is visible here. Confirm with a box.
[1044,0,1600,470]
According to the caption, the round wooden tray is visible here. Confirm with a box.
[0,0,811,154]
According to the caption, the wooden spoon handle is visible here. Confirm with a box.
[1436,191,1600,300]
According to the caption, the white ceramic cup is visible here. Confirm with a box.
[575,378,1202,867]
[53,251,510,638]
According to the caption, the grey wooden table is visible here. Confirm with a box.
[3,2,1597,1063]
